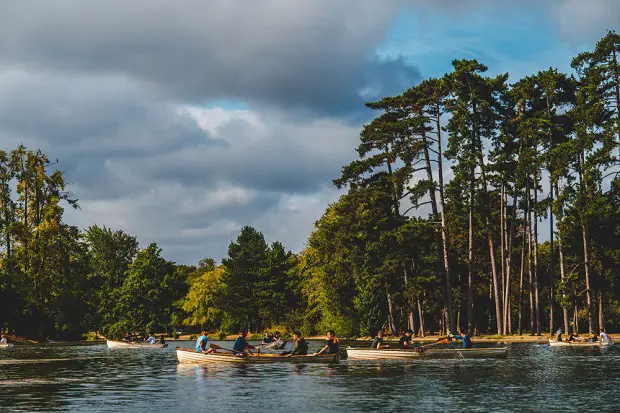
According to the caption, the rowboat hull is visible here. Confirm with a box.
[0,343,14,348]
[346,347,508,360]
[176,348,338,364]
[549,339,614,347]
[106,340,167,349]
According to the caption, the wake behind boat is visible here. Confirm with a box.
[346,347,508,360]
[549,339,614,347]
[106,339,167,349]
[176,347,338,364]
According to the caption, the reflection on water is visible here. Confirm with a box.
[1,341,619,412]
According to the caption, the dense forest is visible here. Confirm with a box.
[1,32,619,339]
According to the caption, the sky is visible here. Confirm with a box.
[0,0,618,264]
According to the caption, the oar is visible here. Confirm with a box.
[209,343,236,353]
[414,339,448,352]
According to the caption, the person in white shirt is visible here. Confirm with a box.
[0,335,7,345]
[599,329,610,342]
[144,333,157,345]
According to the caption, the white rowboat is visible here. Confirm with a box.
[346,347,508,360]
[106,340,167,349]
[176,347,338,364]
[549,339,614,347]
[0,343,14,348]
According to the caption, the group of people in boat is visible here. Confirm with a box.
[371,327,473,350]
[261,331,286,349]
[554,328,611,343]
[195,329,340,357]
[122,331,165,345]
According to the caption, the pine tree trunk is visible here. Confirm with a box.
[467,171,475,335]
[518,221,526,335]
[435,109,455,334]
[527,183,535,335]
[417,297,425,337]
[554,183,570,335]
[500,184,506,334]
[598,293,603,332]
[549,178,554,335]
[403,267,416,335]
[533,180,541,335]
[578,152,594,333]
[385,280,396,334]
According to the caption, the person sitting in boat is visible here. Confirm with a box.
[285,331,308,357]
[449,327,472,349]
[587,332,598,343]
[159,334,166,345]
[123,331,133,343]
[399,329,413,349]
[371,330,390,349]
[314,330,339,356]
[554,328,563,342]
[568,332,582,342]
[233,330,257,355]
[600,329,610,343]
[271,331,286,349]
[262,331,273,345]
[144,332,157,345]
[0,334,7,345]
[195,330,213,353]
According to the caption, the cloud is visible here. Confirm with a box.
[0,0,421,115]
[552,0,620,45]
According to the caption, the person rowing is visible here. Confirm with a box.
[233,330,257,355]
[0,334,7,345]
[261,331,273,345]
[449,327,472,349]
[600,329,610,343]
[144,332,157,345]
[399,329,413,349]
[371,330,390,349]
[285,331,308,357]
[123,331,133,343]
[195,330,213,353]
[554,328,563,342]
[314,330,339,356]
[271,331,286,349]
[587,332,598,343]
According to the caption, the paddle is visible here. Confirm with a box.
[414,339,448,352]
[209,343,260,355]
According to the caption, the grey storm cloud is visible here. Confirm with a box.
[0,0,422,115]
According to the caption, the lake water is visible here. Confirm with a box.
[1,340,618,412]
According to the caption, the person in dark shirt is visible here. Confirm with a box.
[449,327,472,349]
[371,330,390,349]
[399,329,413,349]
[261,331,273,345]
[232,330,257,355]
[123,331,132,343]
[286,331,308,357]
[315,330,339,356]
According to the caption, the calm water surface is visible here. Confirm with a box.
[1,340,618,412]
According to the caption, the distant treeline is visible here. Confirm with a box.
[1,31,620,339]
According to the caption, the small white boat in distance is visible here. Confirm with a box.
[0,343,14,348]
[106,339,167,349]
[346,347,508,360]
[549,339,614,347]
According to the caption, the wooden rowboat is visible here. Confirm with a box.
[106,339,167,349]
[176,347,338,364]
[549,339,614,347]
[346,347,508,360]
[0,343,14,348]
